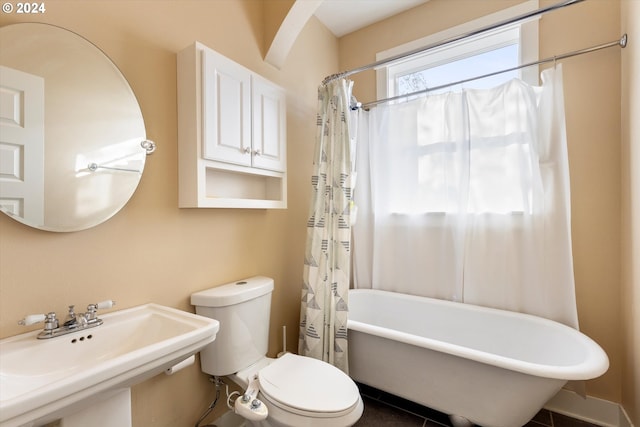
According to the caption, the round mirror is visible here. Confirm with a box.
[0,23,153,232]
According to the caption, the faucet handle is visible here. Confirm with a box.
[86,300,115,321]
[18,313,46,326]
[96,300,116,310]
[44,312,59,330]
[86,300,115,313]
[18,312,59,330]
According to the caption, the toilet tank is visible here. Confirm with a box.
[191,276,274,376]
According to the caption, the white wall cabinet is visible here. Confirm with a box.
[178,42,287,209]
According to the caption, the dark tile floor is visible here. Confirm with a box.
[354,383,602,427]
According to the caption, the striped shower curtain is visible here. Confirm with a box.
[299,78,354,373]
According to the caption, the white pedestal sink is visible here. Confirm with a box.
[0,304,220,427]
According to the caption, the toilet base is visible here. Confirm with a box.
[242,396,364,427]
[207,409,247,427]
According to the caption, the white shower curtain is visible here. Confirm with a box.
[299,78,355,372]
[353,66,578,328]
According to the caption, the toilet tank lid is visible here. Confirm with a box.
[191,276,274,307]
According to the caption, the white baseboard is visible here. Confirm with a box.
[544,389,634,427]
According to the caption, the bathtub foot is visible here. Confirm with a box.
[449,414,473,427]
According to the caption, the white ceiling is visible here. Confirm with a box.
[314,0,429,37]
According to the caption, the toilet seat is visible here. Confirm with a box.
[257,353,361,418]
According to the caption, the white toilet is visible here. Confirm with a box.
[191,276,363,427]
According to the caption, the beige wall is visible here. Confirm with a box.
[1,0,636,424]
[621,0,640,424]
[0,2,337,425]
[542,0,622,403]
[339,0,623,404]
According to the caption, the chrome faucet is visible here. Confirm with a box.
[63,305,79,327]
[19,300,116,339]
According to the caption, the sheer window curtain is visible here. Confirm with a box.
[299,78,355,373]
[353,65,578,328]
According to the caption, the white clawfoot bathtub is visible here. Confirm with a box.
[347,289,609,427]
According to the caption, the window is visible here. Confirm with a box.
[393,26,521,96]
[376,1,540,99]
[374,2,540,215]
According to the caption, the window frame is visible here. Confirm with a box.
[392,25,521,96]
[375,0,540,102]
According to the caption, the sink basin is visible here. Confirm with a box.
[0,303,219,427]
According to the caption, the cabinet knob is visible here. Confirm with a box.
[242,147,252,154]
[253,149,262,156]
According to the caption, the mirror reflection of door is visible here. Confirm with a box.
[0,65,45,226]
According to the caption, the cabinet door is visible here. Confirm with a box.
[251,75,286,172]
[202,48,251,166]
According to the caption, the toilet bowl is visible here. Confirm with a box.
[231,354,363,427]
[191,276,363,427]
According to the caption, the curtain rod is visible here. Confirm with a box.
[359,34,627,109]
[322,0,585,86]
